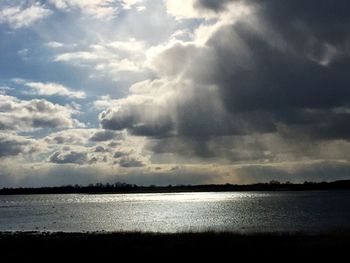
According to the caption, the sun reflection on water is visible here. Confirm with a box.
[78,192,269,203]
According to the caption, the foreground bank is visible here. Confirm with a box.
[1,231,349,260]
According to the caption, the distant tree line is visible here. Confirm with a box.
[0,180,350,195]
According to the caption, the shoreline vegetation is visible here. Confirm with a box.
[1,179,350,195]
[1,231,350,260]
[0,180,350,195]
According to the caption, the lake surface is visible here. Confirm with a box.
[0,191,350,233]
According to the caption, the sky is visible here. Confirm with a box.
[1,0,350,187]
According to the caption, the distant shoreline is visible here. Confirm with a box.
[1,179,350,195]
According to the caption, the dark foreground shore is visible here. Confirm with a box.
[1,231,350,260]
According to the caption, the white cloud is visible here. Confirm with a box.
[107,39,145,52]
[121,0,143,10]
[24,81,86,99]
[44,128,123,145]
[45,129,93,145]
[0,94,84,131]
[165,0,249,20]
[136,6,146,12]
[53,39,147,76]
[54,51,102,62]
[17,48,29,59]
[0,3,52,29]
[164,0,253,49]
[54,39,145,63]
[95,59,143,73]
[93,95,121,110]
[0,86,13,95]
[165,0,202,20]
[45,41,64,48]
[49,0,117,20]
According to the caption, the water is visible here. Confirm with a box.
[0,191,350,233]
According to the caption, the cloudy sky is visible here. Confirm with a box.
[1,0,350,187]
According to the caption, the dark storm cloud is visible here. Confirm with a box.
[235,161,350,184]
[89,130,121,142]
[118,156,145,168]
[190,1,350,140]
[275,109,350,141]
[176,108,276,137]
[194,0,235,12]
[0,133,33,158]
[0,165,219,188]
[99,103,175,137]
[45,133,84,145]
[254,0,350,46]
[94,146,109,153]
[196,0,350,35]
[113,151,127,158]
[147,137,216,158]
[99,108,137,131]
[49,151,88,165]
[196,0,350,112]
[99,81,276,138]
[98,0,350,168]
[208,23,350,113]
[198,0,350,142]
[194,0,350,123]
[147,135,274,161]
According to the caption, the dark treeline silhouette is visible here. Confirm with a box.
[1,179,350,195]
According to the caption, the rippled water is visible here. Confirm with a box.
[0,191,350,233]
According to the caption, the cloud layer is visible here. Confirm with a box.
[0,3,52,29]
[1,1,350,186]
[100,0,350,149]
[25,81,86,99]
[0,95,83,131]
